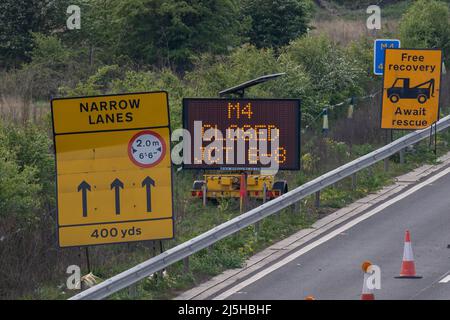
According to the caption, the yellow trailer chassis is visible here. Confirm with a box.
[191,174,287,201]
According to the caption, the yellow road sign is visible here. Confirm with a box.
[52,92,169,134]
[51,91,174,247]
[381,49,442,129]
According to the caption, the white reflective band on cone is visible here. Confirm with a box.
[403,242,414,261]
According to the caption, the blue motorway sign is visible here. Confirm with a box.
[374,39,401,75]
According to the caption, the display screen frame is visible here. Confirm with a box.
[182,98,301,171]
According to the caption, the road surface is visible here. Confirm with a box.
[216,166,450,300]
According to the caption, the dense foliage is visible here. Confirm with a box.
[242,0,313,48]
[0,123,54,225]
[1,0,311,71]
[399,0,450,64]
[0,0,70,68]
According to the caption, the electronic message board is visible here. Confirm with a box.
[182,98,300,170]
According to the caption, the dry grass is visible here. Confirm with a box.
[310,18,399,45]
[0,96,49,124]
[0,70,49,124]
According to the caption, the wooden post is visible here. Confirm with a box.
[85,247,91,273]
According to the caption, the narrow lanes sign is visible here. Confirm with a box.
[381,48,442,130]
[51,91,174,247]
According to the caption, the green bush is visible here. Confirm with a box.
[186,45,282,97]
[20,33,91,99]
[0,125,42,225]
[111,69,190,129]
[185,44,315,120]
[399,0,450,64]
[285,34,366,106]
[60,65,122,96]
[0,123,54,204]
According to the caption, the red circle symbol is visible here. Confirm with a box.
[128,130,166,168]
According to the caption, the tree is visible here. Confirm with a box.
[285,34,365,106]
[242,0,313,49]
[0,0,69,69]
[59,0,124,67]
[22,33,80,99]
[113,0,248,70]
[399,0,450,64]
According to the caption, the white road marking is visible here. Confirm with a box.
[411,271,450,298]
[213,167,450,300]
[439,275,450,283]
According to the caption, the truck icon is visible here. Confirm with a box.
[387,78,435,104]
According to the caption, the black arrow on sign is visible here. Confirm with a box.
[77,181,91,217]
[111,178,124,215]
[142,176,155,213]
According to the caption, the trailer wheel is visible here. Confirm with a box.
[192,180,206,190]
[272,180,288,195]
[389,94,400,103]
[417,94,427,104]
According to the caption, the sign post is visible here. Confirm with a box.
[381,48,442,130]
[51,91,174,247]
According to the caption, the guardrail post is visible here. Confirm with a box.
[291,199,300,215]
[276,199,281,221]
[183,257,189,273]
[384,158,389,172]
[432,122,437,156]
[315,191,320,208]
[255,183,266,237]
[351,173,357,191]
[399,148,405,164]
[128,284,137,298]
[202,184,207,207]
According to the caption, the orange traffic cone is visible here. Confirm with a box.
[361,261,375,300]
[396,230,422,279]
